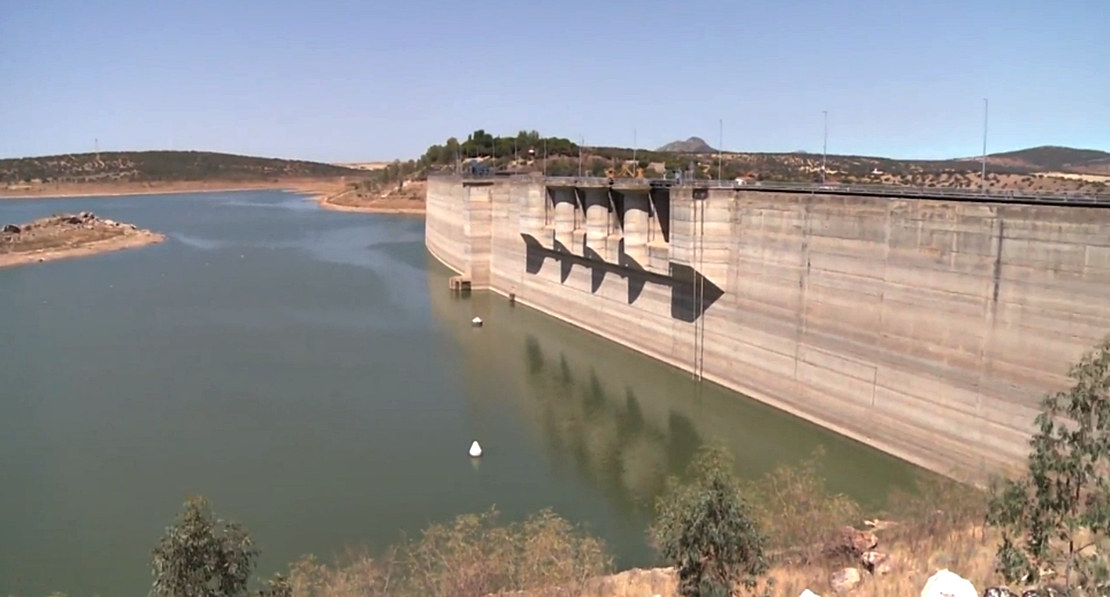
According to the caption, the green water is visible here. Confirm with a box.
[0,190,923,597]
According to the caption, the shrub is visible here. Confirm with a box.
[745,446,862,564]
[651,444,768,597]
[987,336,1110,592]
[289,507,611,597]
[150,496,259,597]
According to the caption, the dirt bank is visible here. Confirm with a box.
[314,180,426,215]
[0,178,428,216]
[0,178,351,200]
[0,211,165,268]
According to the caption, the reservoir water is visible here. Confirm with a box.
[0,190,922,597]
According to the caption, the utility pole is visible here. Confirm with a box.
[981,98,989,194]
[717,119,723,181]
[543,137,547,176]
[578,136,584,177]
[633,128,637,166]
[821,111,828,185]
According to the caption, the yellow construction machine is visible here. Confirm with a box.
[605,162,646,179]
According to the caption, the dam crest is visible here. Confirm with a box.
[424,174,1110,480]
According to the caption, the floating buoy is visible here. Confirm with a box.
[469,440,483,458]
[471,316,483,327]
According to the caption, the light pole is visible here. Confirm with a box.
[981,98,989,194]
[633,128,637,166]
[821,111,828,185]
[718,119,723,181]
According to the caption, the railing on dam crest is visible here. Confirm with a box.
[426,172,1110,207]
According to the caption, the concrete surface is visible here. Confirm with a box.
[424,175,1110,480]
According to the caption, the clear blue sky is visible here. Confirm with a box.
[1,0,1106,162]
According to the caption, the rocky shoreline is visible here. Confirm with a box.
[0,211,164,268]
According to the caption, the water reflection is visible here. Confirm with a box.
[426,253,925,518]
[527,341,677,516]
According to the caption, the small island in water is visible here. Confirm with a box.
[0,211,164,268]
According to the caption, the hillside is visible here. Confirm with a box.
[5,139,1107,201]
[656,137,716,153]
[978,145,1110,175]
[0,151,360,186]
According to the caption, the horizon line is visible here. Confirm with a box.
[2,141,1105,166]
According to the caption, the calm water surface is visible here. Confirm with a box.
[0,191,923,597]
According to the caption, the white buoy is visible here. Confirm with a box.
[471,316,483,327]
[469,440,483,458]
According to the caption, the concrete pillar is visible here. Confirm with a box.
[622,190,650,264]
[519,180,546,236]
[583,188,609,258]
[552,187,576,250]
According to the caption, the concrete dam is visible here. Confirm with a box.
[424,174,1110,480]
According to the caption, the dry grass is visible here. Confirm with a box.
[757,525,1001,597]
[734,457,1001,596]
[286,507,612,597]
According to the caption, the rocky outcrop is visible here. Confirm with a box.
[0,211,163,268]
[584,567,677,597]
[860,550,893,576]
[829,567,862,594]
[489,567,677,597]
[824,526,879,559]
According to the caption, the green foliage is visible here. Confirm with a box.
[987,336,1110,591]
[543,158,577,177]
[588,158,608,177]
[651,444,768,597]
[150,495,259,597]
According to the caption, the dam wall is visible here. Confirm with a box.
[424,175,1110,480]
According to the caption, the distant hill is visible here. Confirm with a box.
[656,137,716,153]
[976,146,1110,175]
[0,151,361,185]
